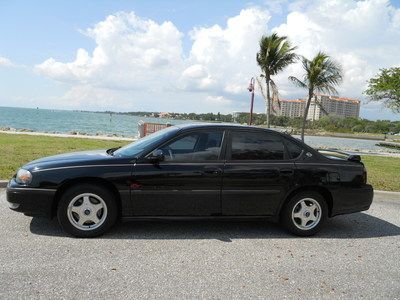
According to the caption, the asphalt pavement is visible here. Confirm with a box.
[0,189,399,299]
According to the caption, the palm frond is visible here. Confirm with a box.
[257,33,297,76]
[288,76,308,89]
[256,77,267,103]
[294,51,343,97]
[315,83,339,96]
[314,97,329,115]
[269,79,280,112]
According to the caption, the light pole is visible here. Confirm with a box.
[248,77,255,125]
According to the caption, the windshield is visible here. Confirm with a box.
[114,126,179,157]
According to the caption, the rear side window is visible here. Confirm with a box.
[230,131,285,160]
[285,138,303,159]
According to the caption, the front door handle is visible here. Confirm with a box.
[202,167,222,175]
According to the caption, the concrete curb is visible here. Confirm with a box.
[0,179,399,195]
[373,190,400,195]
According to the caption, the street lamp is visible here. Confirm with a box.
[248,77,255,125]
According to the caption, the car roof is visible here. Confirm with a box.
[173,122,312,150]
[174,122,281,133]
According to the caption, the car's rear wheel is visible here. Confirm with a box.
[57,184,117,238]
[281,191,327,236]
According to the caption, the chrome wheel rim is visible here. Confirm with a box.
[291,198,322,230]
[67,193,107,231]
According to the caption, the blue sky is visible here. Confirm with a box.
[0,0,399,120]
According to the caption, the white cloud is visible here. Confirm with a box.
[272,0,400,100]
[35,12,184,90]
[0,56,14,67]
[36,8,270,111]
[33,2,400,119]
[181,64,217,90]
[182,8,270,95]
[205,95,233,106]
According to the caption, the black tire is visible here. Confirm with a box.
[57,183,118,238]
[280,191,328,237]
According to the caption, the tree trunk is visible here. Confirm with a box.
[301,89,313,141]
[265,76,271,128]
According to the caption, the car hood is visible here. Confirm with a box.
[24,149,113,171]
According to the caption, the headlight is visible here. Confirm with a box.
[15,169,32,185]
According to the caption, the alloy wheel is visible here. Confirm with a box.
[67,193,108,231]
[291,198,322,230]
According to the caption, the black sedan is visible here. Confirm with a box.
[6,124,373,237]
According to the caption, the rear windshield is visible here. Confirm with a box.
[317,149,348,160]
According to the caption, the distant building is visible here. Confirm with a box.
[307,95,360,121]
[158,112,171,118]
[232,111,241,122]
[278,99,306,118]
[277,95,360,120]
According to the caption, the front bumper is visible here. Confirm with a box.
[6,180,56,218]
[330,184,374,217]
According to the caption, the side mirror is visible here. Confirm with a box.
[348,154,361,162]
[147,149,165,163]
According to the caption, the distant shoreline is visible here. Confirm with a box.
[0,106,397,141]
[1,128,399,157]
[0,130,135,141]
[292,130,386,141]
[0,124,387,141]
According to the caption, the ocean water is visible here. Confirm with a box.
[0,106,398,153]
[0,106,187,137]
[300,135,390,153]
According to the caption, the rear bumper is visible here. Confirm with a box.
[6,180,56,218]
[330,184,374,217]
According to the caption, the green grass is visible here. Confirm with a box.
[0,133,127,179]
[362,155,400,192]
[0,133,399,192]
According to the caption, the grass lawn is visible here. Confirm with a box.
[0,133,399,192]
[362,155,400,192]
[0,133,127,179]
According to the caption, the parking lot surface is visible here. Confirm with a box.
[0,189,399,299]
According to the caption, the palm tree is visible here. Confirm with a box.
[289,52,343,141]
[256,33,297,128]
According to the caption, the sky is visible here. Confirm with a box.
[0,0,399,120]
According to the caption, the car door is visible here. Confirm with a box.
[131,129,226,216]
[222,129,296,216]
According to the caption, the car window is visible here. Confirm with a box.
[158,131,223,162]
[285,138,303,159]
[230,131,285,160]
[114,126,179,157]
[168,135,198,150]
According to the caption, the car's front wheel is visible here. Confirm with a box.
[57,184,118,238]
[281,191,328,236]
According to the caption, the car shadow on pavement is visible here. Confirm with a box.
[29,212,400,241]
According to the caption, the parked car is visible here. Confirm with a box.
[6,124,373,237]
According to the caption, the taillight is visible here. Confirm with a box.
[362,168,367,184]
